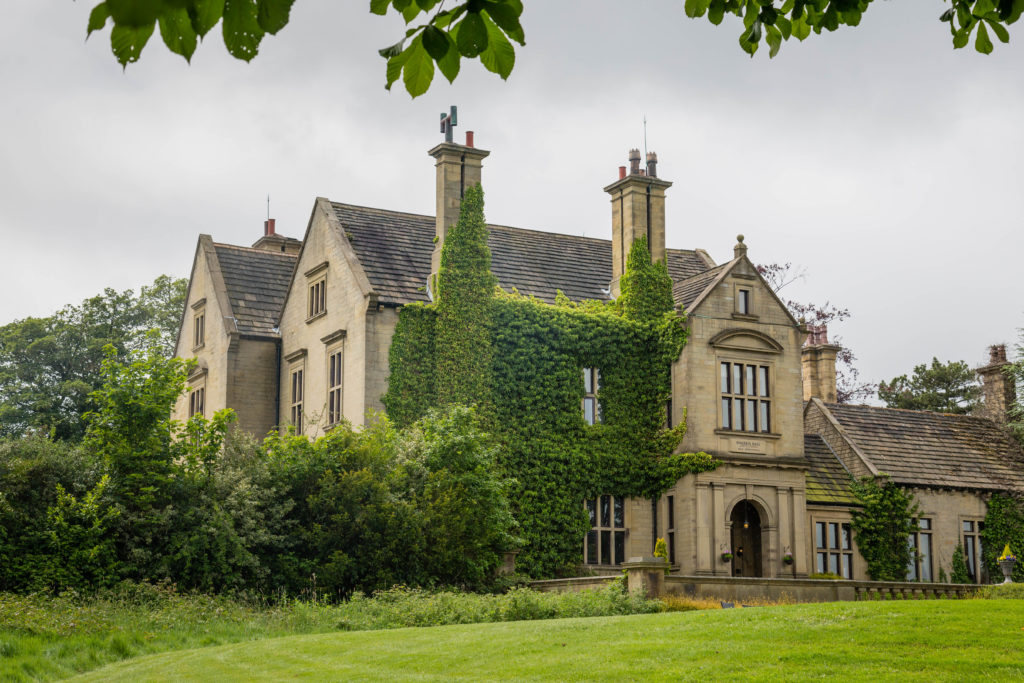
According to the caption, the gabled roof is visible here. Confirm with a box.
[672,264,728,311]
[330,203,712,306]
[817,402,1024,492]
[804,434,859,505]
[212,243,297,337]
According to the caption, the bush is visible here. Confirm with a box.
[976,583,1024,600]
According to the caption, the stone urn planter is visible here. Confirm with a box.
[999,558,1016,584]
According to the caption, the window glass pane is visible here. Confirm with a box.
[586,499,596,526]
[920,534,933,581]
[594,369,601,392]
[816,522,825,549]
[614,531,625,565]
[828,523,839,549]
[733,365,743,395]
[600,530,611,565]
[841,524,851,550]
[583,368,592,394]
[586,530,597,564]
[667,496,675,529]
[668,532,676,564]
[759,367,769,397]
[584,398,595,425]
[722,399,731,429]
[817,552,826,573]
[829,553,839,575]
[721,363,730,393]
[842,554,852,579]
[613,497,624,528]
[745,400,756,433]
[919,518,931,531]
[963,520,973,533]
[746,366,756,396]
[759,401,770,433]
[601,495,611,527]
[734,398,744,430]
[739,289,750,314]
[965,537,977,583]
[907,535,918,580]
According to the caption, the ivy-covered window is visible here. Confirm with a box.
[907,518,933,581]
[815,521,852,578]
[585,495,625,565]
[582,367,602,425]
[720,362,770,432]
[962,519,987,583]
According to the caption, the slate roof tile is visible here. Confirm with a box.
[331,203,712,305]
[213,244,297,337]
[672,264,728,311]
[822,403,1024,492]
[804,434,859,505]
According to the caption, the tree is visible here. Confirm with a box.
[849,476,920,581]
[0,275,186,440]
[877,358,980,414]
[84,1,1020,98]
[757,262,874,404]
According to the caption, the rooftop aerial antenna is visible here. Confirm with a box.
[440,105,458,142]
[266,194,270,220]
[643,115,648,160]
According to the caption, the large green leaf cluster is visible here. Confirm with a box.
[0,275,186,441]
[849,476,920,581]
[385,211,716,577]
[981,493,1024,582]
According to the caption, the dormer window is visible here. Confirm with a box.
[737,288,751,315]
[583,367,602,425]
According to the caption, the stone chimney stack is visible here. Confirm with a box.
[428,130,489,294]
[252,218,301,254]
[976,344,1016,424]
[603,149,672,297]
[802,324,841,403]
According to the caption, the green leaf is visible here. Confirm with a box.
[987,18,1011,42]
[975,0,997,17]
[708,0,726,25]
[684,0,712,18]
[422,25,450,60]
[370,0,390,16]
[479,13,515,79]
[189,0,225,38]
[379,39,406,58]
[483,0,525,44]
[436,32,461,83]
[402,35,435,97]
[434,6,466,28]
[776,15,792,39]
[106,0,161,27]
[110,21,155,66]
[402,2,423,23]
[739,20,761,56]
[975,20,994,53]
[385,48,411,90]
[765,23,782,57]
[223,0,264,61]
[159,7,198,61]
[952,24,972,49]
[87,3,111,37]
[456,11,488,57]
[257,0,294,34]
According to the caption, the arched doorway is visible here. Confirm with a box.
[730,500,763,577]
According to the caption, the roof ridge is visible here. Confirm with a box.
[213,242,298,257]
[824,402,994,423]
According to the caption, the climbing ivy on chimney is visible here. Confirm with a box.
[384,186,715,577]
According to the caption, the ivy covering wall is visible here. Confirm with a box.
[384,185,715,577]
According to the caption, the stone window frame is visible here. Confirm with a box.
[961,518,988,584]
[582,367,602,425]
[907,517,934,582]
[324,334,346,428]
[718,358,773,435]
[286,349,307,436]
[814,519,853,578]
[732,283,758,321]
[305,262,328,323]
[584,495,628,566]
[191,298,206,350]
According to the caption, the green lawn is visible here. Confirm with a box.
[70,600,1024,682]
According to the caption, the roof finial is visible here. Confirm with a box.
[734,234,747,259]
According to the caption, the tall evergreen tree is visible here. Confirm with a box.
[878,358,980,414]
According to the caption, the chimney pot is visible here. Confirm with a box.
[628,148,642,175]
[990,343,1007,364]
[618,166,627,180]
[264,218,276,236]
[646,151,658,178]
[465,130,474,148]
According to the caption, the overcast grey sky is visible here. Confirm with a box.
[2,1,1022,391]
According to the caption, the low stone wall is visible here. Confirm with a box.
[530,574,979,602]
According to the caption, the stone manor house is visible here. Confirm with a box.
[173,130,1023,584]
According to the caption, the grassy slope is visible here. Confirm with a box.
[72,600,1024,682]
